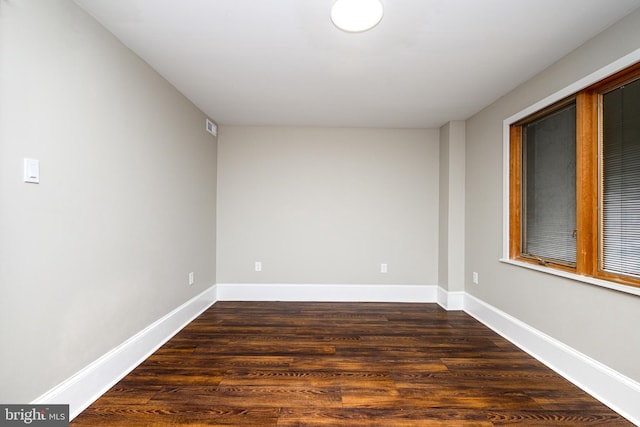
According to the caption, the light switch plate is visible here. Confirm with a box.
[24,158,40,183]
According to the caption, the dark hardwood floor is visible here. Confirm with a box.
[71,302,631,426]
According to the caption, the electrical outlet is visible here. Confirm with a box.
[255,261,262,272]
[380,263,388,273]
[188,272,194,285]
[472,272,479,284]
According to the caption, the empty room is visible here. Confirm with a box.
[2,0,640,425]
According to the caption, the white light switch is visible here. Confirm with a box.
[24,158,40,183]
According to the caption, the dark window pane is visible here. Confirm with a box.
[523,104,577,265]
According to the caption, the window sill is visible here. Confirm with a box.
[499,258,640,297]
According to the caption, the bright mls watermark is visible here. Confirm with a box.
[0,405,68,426]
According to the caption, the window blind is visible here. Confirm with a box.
[602,78,640,278]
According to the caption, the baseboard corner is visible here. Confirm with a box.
[437,286,465,310]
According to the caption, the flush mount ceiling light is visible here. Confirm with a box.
[331,0,384,33]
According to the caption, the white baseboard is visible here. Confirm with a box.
[437,286,465,310]
[216,283,438,303]
[32,285,218,421]
[464,293,640,426]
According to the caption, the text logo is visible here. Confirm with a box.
[1,405,68,426]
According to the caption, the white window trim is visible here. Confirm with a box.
[502,47,640,298]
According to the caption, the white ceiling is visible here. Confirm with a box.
[74,0,640,129]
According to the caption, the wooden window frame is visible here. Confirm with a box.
[509,61,640,288]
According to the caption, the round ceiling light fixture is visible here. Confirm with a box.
[331,0,384,33]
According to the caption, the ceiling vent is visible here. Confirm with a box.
[206,118,217,136]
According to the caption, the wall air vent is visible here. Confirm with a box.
[206,118,217,136]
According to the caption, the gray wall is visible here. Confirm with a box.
[216,126,439,285]
[439,121,466,293]
[0,0,217,402]
[465,9,640,381]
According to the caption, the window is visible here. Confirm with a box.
[522,102,577,267]
[601,77,640,279]
[510,62,640,288]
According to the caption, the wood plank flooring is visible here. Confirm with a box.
[70,302,631,426]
